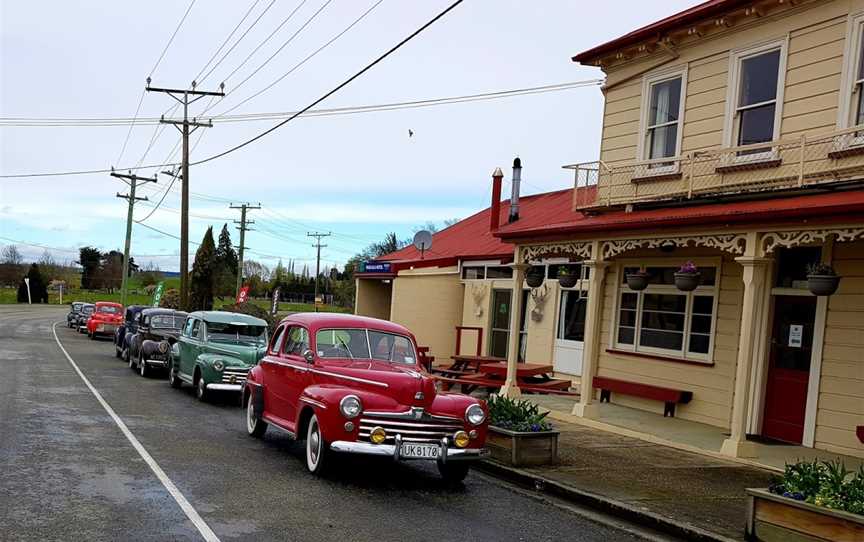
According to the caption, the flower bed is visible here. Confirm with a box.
[485,395,558,467]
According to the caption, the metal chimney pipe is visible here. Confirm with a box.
[490,167,503,232]
[509,157,521,223]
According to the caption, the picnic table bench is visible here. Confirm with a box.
[433,361,575,396]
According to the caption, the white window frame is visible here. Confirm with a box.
[722,38,788,164]
[636,65,688,177]
[836,12,864,147]
[611,259,721,364]
[459,259,509,281]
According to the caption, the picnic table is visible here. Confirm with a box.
[433,359,574,396]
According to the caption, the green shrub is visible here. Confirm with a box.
[770,459,864,515]
[487,395,551,432]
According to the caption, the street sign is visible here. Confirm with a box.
[151,281,164,307]
[237,285,250,304]
[271,287,280,315]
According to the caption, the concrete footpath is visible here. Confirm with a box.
[478,419,776,541]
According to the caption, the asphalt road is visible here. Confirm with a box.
[0,306,665,542]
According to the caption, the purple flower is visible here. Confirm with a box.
[679,261,698,274]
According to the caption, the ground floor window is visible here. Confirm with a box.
[489,288,528,360]
[558,290,588,342]
[615,264,718,362]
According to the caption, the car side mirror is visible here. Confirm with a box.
[302,349,315,364]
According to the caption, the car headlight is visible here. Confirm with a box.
[213,360,224,371]
[465,403,486,425]
[339,395,362,419]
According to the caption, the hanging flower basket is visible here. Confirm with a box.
[674,261,701,292]
[525,266,545,288]
[557,268,578,288]
[806,263,841,296]
[625,271,650,291]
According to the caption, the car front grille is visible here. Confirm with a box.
[358,413,464,444]
[221,367,249,385]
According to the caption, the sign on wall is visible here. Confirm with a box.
[360,261,391,273]
[788,324,804,348]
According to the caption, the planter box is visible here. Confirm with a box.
[746,488,864,542]
[486,426,559,467]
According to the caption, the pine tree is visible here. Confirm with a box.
[189,227,216,311]
[17,263,48,303]
[213,223,239,298]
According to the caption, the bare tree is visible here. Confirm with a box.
[1,245,23,265]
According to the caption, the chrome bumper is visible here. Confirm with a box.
[329,437,489,463]
[142,358,167,367]
[206,383,243,392]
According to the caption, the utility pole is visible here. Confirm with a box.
[146,78,224,310]
[307,232,331,311]
[111,168,157,307]
[230,203,260,298]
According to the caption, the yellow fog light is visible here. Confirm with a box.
[370,426,387,444]
[454,431,470,448]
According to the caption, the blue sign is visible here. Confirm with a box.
[361,261,391,273]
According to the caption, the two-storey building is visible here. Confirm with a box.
[493,0,863,460]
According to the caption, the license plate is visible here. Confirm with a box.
[400,443,440,459]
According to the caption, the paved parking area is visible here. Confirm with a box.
[0,306,662,542]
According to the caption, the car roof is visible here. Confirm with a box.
[142,308,187,317]
[187,310,267,326]
[95,301,122,308]
[278,312,412,335]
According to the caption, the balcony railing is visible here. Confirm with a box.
[566,126,864,210]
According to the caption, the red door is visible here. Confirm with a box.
[761,296,817,444]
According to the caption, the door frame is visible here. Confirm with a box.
[553,287,588,377]
[747,241,830,447]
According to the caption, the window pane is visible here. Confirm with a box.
[558,291,588,342]
[649,77,681,125]
[490,330,508,358]
[620,292,638,309]
[462,266,485,280]
[645,267,677,285]
[856,83,864,126]
[775,247,821,288]
[641,311,686,331]
[738,103,776,146]
[619,309,637,327]
[858,28,864,79]
[618,327,635,345]
[739,50,780,106]
[648,124,678,160]
[548,263,580,280]
[485,266,513,279]
[688,334,710,354]
[642,293,687,313]
[693,295,714,315]
[640,329,684,350]
[699,267,717,286]
[622,267,640,284]
[491,290,511,329]
[691,315,713,334]
[369,331,415,364]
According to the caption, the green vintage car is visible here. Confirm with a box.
[168,311,269,402]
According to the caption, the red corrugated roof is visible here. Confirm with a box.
[495,189,864,240]
[572,0,751,63]
[368,188,576,268]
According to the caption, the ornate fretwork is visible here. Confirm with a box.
[601,234,747,259]
[761,228,864,253]
[520,242,592,262]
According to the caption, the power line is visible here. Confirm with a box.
[193,0,263,83]
[149,0,197,79]
[115,90,146,164]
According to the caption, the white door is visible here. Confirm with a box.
[553,290,587,376]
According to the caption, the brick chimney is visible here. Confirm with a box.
[490,167,503,231]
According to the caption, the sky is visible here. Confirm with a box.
[0,0,699,272]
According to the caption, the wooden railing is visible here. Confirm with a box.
[567,126,864,210]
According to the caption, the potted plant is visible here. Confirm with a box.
[525,266,545,288]
[807,262,841,296]
[485,395,559,467]
[625,269,650,291]
[557,266,579,288]
[747,460,864,541]
[674,261,701,291]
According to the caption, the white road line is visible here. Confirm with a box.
[51,322,221,542]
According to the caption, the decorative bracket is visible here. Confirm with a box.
[601,234,747,259]
[520,242,592,262]
[761,228,864,253]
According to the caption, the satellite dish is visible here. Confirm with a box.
[413,230,433,259]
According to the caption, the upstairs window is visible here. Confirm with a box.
[839,14,864,144]
[726,40,786,158]
[639,68,686,173]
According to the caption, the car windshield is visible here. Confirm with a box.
[71,303,83,311]
[150,315,182,329]
[315,328,416,364]
[98,306,119,314]
[82,306,94,315]
[206,322,267,345]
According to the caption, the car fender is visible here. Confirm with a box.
[194,353,245,384]
[296,386,400,442]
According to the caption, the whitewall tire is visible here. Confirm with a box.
[305,414,328,475]
[246,394,267,438]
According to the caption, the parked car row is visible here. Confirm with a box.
[63,303,490,481]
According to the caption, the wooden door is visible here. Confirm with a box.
[761,295,817,444]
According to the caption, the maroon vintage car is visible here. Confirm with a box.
[243,313,489,481]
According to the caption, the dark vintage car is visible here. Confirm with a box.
[75,304,95,333]
[114,305,148,360]
[244,313,489,481]
[66,302,86,328]
[128,308,188,377]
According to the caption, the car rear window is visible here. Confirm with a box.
[98,306,120,314]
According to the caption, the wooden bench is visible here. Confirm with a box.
[593,376,692,417]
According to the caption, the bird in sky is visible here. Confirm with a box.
[408,129,414,138]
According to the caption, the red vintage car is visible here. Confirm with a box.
[86,301,124,339]
[244,313,489,481]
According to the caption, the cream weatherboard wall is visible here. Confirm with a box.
[816,239,864,458]
[388,267,463,362]
[599,0,863,169]
[594,250,743,429]
[354,279,391,320]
